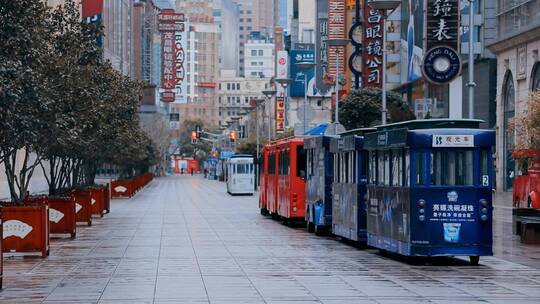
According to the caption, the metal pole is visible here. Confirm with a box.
[256,104,260,159]
[381,11,387,125]
[335,47,340,134]
[267,98,271,141]
[467,0,476,119]
[304,73,308,133]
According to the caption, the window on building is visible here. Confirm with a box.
[251,50,257,56]
[503,71,516,191]
[258,50,263,56]
[227,83,231,90]
[532,62,540,91]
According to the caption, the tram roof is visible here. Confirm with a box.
[338,127,377,136]
[373,118,484,132]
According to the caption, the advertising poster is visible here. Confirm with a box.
[158,9,186,103]
[327,0,346,88]
[362,1,384,89]
[290,50,316,97]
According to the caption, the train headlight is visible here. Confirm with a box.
[418,199,426,209]
[419,215,425,221]
[481,208,488,214]
[480,199,488,208]
[419,209,425,214]
[481,215,488,221]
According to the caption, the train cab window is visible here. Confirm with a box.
[297,147,307,179]
[431,150,474,186]
[236,163,248,174]
[479,149,490,186]
[378,151,390,186]
[352,151,357,184]
[414,152,426,185]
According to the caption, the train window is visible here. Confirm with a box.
[431,150,474,186]
[369,151,377,184]
[361,151,368,182]
[414,152,426,185]
[479,150,490,186]
[297,147,307,178]
[391,149,402,187]
[405,149,410,187]
[343,152,349,183]
[352,151,357,183]
[268,154,276,175]
[378,151,390,186]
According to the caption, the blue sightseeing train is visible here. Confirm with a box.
[260,119,496,265]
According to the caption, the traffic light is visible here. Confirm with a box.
[229,131,237,143]
[195,125,202,139]
[191,131,197,144]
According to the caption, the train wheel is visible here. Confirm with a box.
[469,256,480,266]
[307,221,315,233]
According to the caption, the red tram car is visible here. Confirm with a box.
[259,137,307,222]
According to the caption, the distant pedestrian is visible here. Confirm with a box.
[191,168,194,176]
[204,168,208,178]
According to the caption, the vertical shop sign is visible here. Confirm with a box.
[328,0,346,81]
[275,96,285,133]
[362,0,384,89]
[426,0,460,50]
[158,10,186,103]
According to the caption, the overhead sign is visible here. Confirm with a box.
[432,135,474,147]
[423,0,461,84]
[362,2,384,88]
[159,9,187,103]
[290,50,316,97]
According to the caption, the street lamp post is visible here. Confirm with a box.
[467,0,476,119]
[275,78,292,130]
[295,62,316,133]
[368,0,400,125]
[325,38,349,134]
[262,88,276,141]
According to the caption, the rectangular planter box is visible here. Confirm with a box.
[72,190,92,226]
[111,180,134,198]
[90,188,105,218]
[0,207,3,289]
[2,204,49,257]
[25,197,76,238]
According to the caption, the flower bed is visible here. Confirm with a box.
[1,203,49,257]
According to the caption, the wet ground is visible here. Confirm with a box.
[1,175,540,303]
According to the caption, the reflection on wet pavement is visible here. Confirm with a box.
[1,175,540,303]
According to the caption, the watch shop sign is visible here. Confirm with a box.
[422,0,461,84]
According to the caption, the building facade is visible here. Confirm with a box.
[173,0,221,127]
[213,0,240,73]
[133,0,159,83]
[233,0,275,76]
[244,33,275,79]
[488,0,540,193]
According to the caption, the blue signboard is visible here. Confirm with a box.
[290,50,316,97]
[220,151,235,159]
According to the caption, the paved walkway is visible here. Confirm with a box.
[2,176,540,303]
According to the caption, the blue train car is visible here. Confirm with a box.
[364,119,495,265]
[329,129,373,242]
[304,136,334,235]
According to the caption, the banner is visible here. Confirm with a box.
[82,0,103,47]
[362,1,384,89]
[316,0,331,95]
[275,96,285,133]
[290,50,316,97]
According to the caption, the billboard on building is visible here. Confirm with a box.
[170,113,180,130]
[82,0,103,47]
[158,9,187,103]
[290,50,316,97]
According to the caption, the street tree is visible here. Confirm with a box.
[0,0,53,202]
[339,88,415,130]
